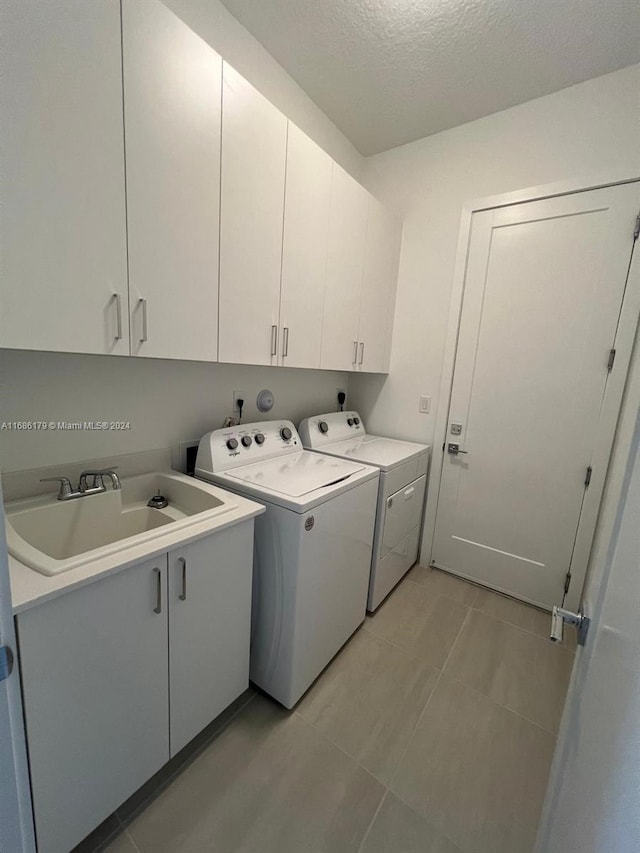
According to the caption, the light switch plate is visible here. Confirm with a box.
[418,395,431,414]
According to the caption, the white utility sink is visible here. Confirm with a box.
[5,471,237,576]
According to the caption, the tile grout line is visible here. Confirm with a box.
[357,789,390,853]
[470,603,576,651]
[386,604,474,794]
[442,673,561,739]
[292,707,387,791]
[123,828,142,853]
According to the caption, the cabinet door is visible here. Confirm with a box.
[168,523,253,756]
[357,197,402,373]
[279,123,333,368]
[18,558,169,853]
[320,165,369,371]
[1,0,129,356]
[219,65,287,366]
[122,0,221,362]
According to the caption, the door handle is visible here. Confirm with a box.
[403,486,415,500]
[282,326,289,357]
[113,293,123,341]
[178,557,187,601]
[139,298,148,343]
[153,567,162,614]
[359,342,364,365]
[447,443,469,455]
[353,341,358,364]
[271,325,278,356]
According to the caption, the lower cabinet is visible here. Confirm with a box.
[168,527,253,756]
[17,521,254,853]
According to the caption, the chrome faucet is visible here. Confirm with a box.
[40,468,120,501]
[79,469,121,492]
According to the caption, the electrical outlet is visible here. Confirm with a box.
[336,387,346,407]
[232,390,246,414]
[418,395,431,414]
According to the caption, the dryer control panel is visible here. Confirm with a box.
[298,412,365,449]
[196,420,301,473]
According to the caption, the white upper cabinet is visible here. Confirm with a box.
[279,124,333,369]
[1,0,129,355]
[357,197,402,373]
[218,65,288,366]
[122,0,221,362]
[320,165,369,371]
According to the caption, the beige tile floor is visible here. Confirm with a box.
[78,567,575,853]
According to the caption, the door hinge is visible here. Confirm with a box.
[584,465,593,487]
[607,348,616,372]
[0,646,14,682]
[634,210,640,242]
[563,571,571,596]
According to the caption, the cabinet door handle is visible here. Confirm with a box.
[113,293,123,341]
[271,324,278,356]
[282,326,289,357]
[359,342,365,365]
[353,341,358,364]
[139,298,148,343]
[404,486,415,500]
[178,557,187,601]
[153,567,162,614]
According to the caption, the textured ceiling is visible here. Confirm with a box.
[219,0,640,155]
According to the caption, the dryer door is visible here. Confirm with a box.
[382,475,427,557]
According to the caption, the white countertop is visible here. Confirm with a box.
[9,484,265,615]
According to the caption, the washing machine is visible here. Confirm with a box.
[195,420,379,709]
[299,412,430,611]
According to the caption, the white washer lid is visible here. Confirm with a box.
[223,450,367,497]
[318,435,428,472]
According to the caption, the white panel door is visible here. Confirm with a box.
[168,523,253,756]
[18,558,170,853]
[1,0,129,356]
[433,183,640,608]
[320,165,369,371]
[219,64,287,366]
[279,123,333,368]
[122,0,221,362]
[0,496,35,853]
[357,197,401,373]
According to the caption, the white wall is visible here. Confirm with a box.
[349,63,640,558]
[0,351,347,473]
[164,0,363,180]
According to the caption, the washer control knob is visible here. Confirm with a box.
[347,418,354,426]
[226,438,238,450]
[280,427,292,441]
[318,421,329,434]
[241,435,252,447]
[354,417,360,426]
[254,433,265,445]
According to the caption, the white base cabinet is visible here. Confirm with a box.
[17,556,169,853]
[17,522,254,853]
[168,526,253,756]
